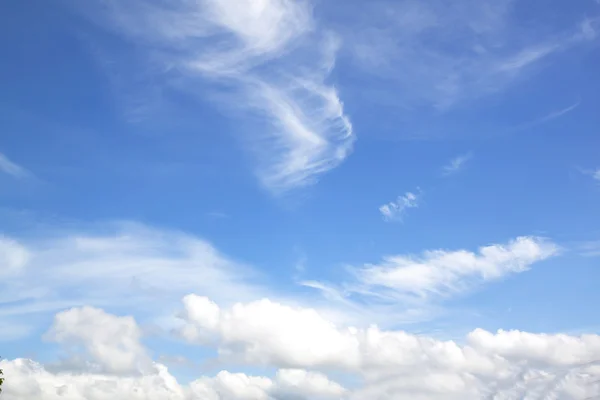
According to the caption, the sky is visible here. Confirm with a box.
[1,0,600,399]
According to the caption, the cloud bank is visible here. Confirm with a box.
[2,301,599,399]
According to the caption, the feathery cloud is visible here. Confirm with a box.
[84,0,354,192]
[0,152,30,179]
[355,236,558,300]
[0,222,265,329]
[442,153,472,176]
[344,0,599,109]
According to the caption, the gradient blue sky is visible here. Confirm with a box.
[1,0,600,398]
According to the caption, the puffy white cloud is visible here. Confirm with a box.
[0,359,187,400]
[356,236,558,299]
[379,191,419,222]
[467,328,600,366]
[3,302,600,399]
[273,369,347,399]
[0,360,345,400]
[179,295,360,369]
[44,306,151,375]
[177,296,600,399]
[190,371,273,400]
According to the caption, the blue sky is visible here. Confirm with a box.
[1,0,600,399]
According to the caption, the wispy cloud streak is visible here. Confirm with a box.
[343,0,599,109]
[355,236,559,300]
[86,0,354,192]
[442,153,472,176]
[0,152,30,179]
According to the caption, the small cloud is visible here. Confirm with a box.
[0,152,31,179]
[379,190,420,222]
[593,169,600,182]
[442,153,472,176]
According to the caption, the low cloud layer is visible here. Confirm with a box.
[2,300,599,399]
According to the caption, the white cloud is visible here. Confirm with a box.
[273,369,347,399]
[2,302,600,399]
[176,296,600,399]
[594,168,600,181]
[442,153,471,176]
[355,236,558,300]
[44,306,151,375]
[0,304,347,399]
[379,191,420,222]
[0,359,346,400]
[0,152,30,179]
[0,222,265,331]
[177,295,600,375]
[343,0,600,109]
[179,295,360,369]
[83,0,354,192]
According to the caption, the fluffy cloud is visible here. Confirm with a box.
[179,295,360,368]
[178,296,600,399]
[0,360,346,400]
[379,191,419,222]
[44,307,151,375]
[2,302,600,399]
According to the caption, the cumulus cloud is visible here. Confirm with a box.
[178,295,360,369]
[442,153,471,176]
[0,304,346,399]
[355,236,559,300]
[2,303,600,399]
[82,0,354,192]
[44,307,151,375]
[173,295,600,390]
[0,359,347,400]
[379,191,420,222]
